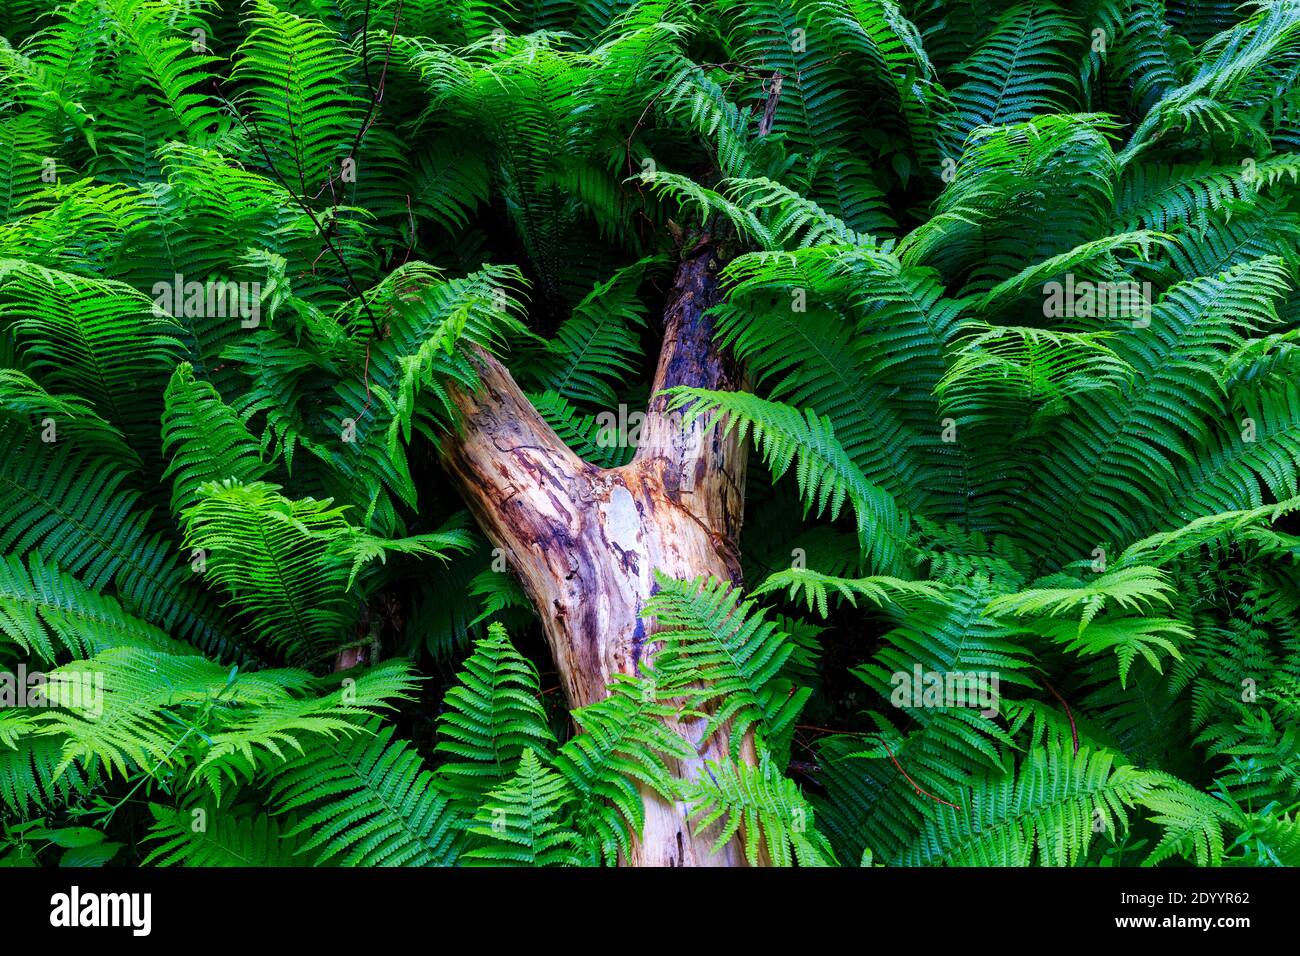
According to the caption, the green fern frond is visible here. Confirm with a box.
[0,368,139,467]
[682,753,836,866]
[0,425,242,658]
[181,479,358,663]
[162,363,271,517]
[645,572,811,761]
[943,3,1082,147]
[528,389,635,467]
[984,566,1176,630]
[0,734,93,815]
[754,567,944,618]
[433,623,556,808]
[0,258,185,444]
[0,553,179,662]
[552,671,696,865]
[143,802,314,866]
[664,388,908,572]
[271,719,464,866]
[463,749,582,866]
[525,258,654,408]
[899,744,1149,866]
[232,0,367,192]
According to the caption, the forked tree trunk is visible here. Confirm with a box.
[439,237,764,865]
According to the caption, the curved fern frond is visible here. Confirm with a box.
[665,388,908,571]
[162,362,271,517]
[143,802,314,866]
[0,259,185,445]
[943,3,1082,148]
[645,572,811,762]
[553,671,696,865]
[231,0,367,194]
[181,479,358,663]
[682,753,836,866]
[0,552,179,662]
[270,719,464,866]
[0,368,139,468]
[525,257,654,407]
[899,744,1149,866]
[754,567,944,618]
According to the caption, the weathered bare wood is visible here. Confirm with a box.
[438,237,761,865]
[636,236,748,560]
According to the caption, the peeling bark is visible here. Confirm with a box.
[439,237,762,866]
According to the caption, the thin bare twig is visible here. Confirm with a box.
[213,77,383,340]
[796,724,964,811]
[1041,677,1080,755]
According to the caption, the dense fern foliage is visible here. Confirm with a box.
[1,0,1299,868]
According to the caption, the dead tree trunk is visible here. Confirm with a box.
[439,236,762,865]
